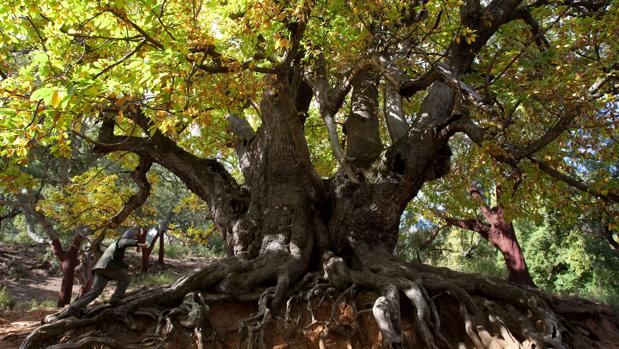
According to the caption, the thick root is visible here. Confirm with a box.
[19,250,619,349]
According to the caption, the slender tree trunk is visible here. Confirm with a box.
[51,235,83,306]
[139,233,160,273]
[78,277,93,298]
[441,201,536,287]
[158,230,165,265]
[58,257,78,306]
[77,240,103,297]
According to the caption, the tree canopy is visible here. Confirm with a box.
[1,0,616,212]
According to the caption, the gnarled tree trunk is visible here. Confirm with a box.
[20,1,618,348]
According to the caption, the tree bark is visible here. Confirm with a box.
[487,218,536,287]
[158,230,165,264]
[441,188,536,287]
[51,235,84,306]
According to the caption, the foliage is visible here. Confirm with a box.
[398,212,619,305]
[518,218,619,305]
[0,286,15,310]
[14,298,57,311]
[165,236,224,259]
[397,224,506,279]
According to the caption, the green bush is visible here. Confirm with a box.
[0,286,15,310]
[518,218,619,305]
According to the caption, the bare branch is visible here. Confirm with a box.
[468,186,494,220]
[197,61,277,74]
[106,9,164,50]
[511,109,578,159]
[370,54,438,98]
[510,8,550,48]
[306,54,363,182]
[93,40,147,80]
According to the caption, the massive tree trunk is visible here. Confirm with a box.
[20,1,618,348]
[23,90,613,349]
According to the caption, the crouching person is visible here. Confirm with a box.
[65,229,145,317]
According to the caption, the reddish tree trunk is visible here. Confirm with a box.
[51,235,84,306]
[138,230,162,273]
[58,258,78,306]
[487,221,536,287]
[441,191,536,288]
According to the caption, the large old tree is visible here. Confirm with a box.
[1,0,617,348]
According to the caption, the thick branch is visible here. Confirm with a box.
[344,70,382,169]
[17,191,60,241]
[226,113,256,181]
[94,112,240,199]
[529,157,619,203]
[106,9,164,49]
[197,61,277,74]
[92,110,246,236]
[23,211,48,244]
[383,81,408,143]
[370,54,438,98]
[510,8,550,48]
[306,54,361,182]
[93,39,147,80]
[438,213,490,240]
[108,156,153,228]
[511,110,578,159]
[468,187,494,222]
[449,119,618,202]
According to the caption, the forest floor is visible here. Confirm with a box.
[0,242,210,349]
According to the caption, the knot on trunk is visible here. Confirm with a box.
[322,252,352,290]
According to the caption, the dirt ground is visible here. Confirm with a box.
[0,242,209,348]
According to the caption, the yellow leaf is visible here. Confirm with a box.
[51,91,60,108]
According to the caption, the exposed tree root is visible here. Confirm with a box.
[20,250,619,349]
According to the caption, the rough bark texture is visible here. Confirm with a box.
[50,235,84,307]
[20,1,618,348]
